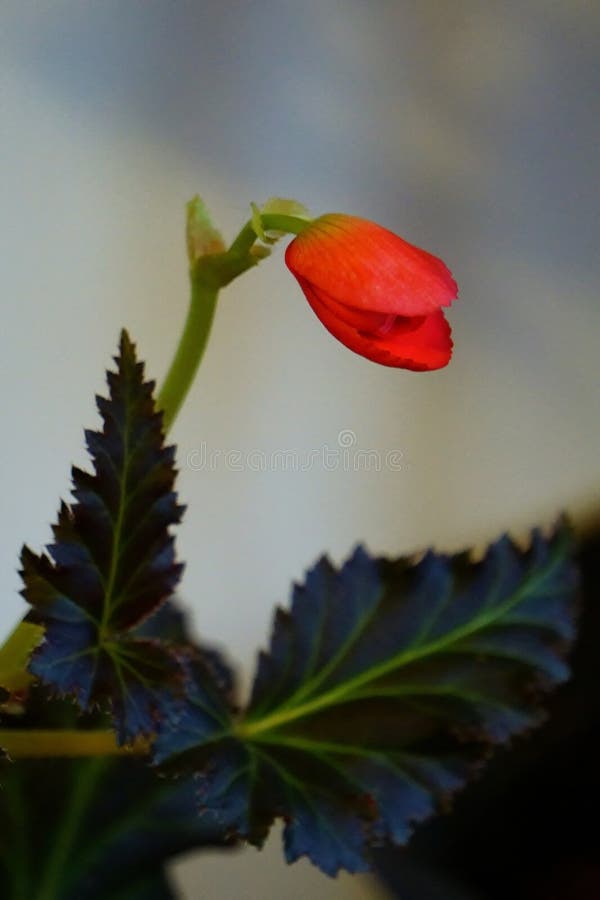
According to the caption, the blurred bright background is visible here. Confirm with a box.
[1,2,598,898]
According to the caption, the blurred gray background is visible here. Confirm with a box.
[1,2,598,898]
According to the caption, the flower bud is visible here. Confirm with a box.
[285,214,457,370]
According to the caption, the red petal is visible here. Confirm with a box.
[295,277,427,335]
[286,214,458,318]
[302,283,453,370]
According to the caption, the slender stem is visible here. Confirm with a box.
[227,221,258,256]
[0,729,150,758]
[228,213,310,255]
[3,772,31,900]
[260,213,312,235]
[156,275,218,432]
[34,758,108,900]
[156,211,310,432]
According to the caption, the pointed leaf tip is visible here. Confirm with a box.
[21,333,185,742]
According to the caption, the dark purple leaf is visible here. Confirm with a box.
[158,523,577,876]
[21,332,185,742]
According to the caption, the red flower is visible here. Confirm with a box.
[285,214,458,370]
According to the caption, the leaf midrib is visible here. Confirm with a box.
[239,552,561,740]
[99,385,133,638]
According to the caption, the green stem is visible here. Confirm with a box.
[260,213,312,235]
[227,220,259,256]
[0,729,149,758]
[34,757,107,900]
[228,213,310,255]
[3,772,31,900]
[156,275,218,432]
[157,211,310,432]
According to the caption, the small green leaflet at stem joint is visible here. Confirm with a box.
[0,622,44,696]
[155,521,578,877]
[20,331,186,744]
